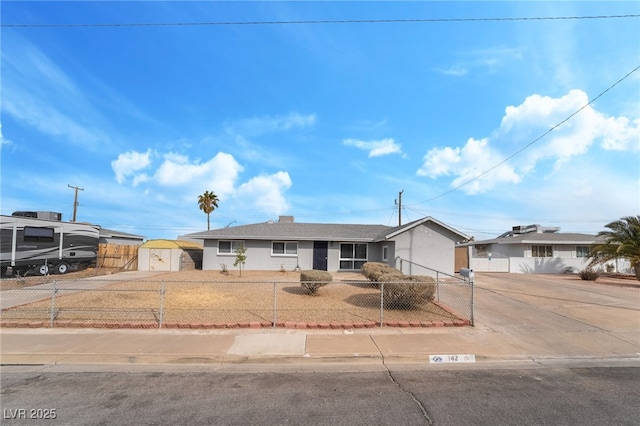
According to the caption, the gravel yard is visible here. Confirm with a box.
[1,270,463,327]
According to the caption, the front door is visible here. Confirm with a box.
[312,241,328,271]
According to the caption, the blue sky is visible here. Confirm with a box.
[1,1,639,241]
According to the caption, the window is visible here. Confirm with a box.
[23,226,54,242]
[218,240,244,254]
[576,246,590,258]
[382,245,388,262]
[475,245,488,257]
[272,241,298,256]
[532,245,553,257]
[339,243,368,270]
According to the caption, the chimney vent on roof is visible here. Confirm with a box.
[278,215,294,223]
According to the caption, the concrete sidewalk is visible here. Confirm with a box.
[1,324,638,367]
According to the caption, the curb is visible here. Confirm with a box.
[0,319,472,330]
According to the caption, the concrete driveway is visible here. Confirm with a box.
[472,273,640,358]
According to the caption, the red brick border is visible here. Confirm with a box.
[1,318,471,330]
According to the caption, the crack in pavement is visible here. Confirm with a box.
[369,335,433,425]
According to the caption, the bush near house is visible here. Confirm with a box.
[300,270,333,295]
[361,263,437,309]
[382,275,437,309]
[579,268,600,281]
[361,262,403,282]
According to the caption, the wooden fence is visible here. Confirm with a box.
[97,244,139,269]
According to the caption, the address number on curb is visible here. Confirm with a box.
[429,354,476,363]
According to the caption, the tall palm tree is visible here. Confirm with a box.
[588,215,640,280]
[197,190,219,231]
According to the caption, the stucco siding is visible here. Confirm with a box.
[468,242,635,274]
[391,223,457,276]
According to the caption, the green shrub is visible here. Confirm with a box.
[380,274,436,309]
[300,270,332,294]
[361,262,401,282]
[579,268,600,281]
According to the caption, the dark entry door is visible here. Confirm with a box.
[312,241,328,271]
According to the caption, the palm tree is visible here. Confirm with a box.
[197,190,219,231]
[588,215,640,280]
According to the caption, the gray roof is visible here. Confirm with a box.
[99,228,146,240]
[185,221,393,242]
[184,216,470,243]
[382,216,470,241]
[469,232,604,246]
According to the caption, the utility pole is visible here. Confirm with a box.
[398,189,404,227]
[68,184,84,222]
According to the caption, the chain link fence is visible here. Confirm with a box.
[395,257,475,325]
[0,275,473,329]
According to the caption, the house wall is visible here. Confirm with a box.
[204,239,310,272]
[202,239,396,272]
[468,243,635,274]
[391,222,459,276]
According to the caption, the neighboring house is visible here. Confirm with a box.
[99,228,145,246]
[182,216,470,276]
[467,224,631,274]
[137,240,203,272]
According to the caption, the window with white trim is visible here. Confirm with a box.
[576,246,590,258]
[218,240,244,254]
[531,245,553,258]
[382,245,388,262]
[339,243,368,270]
[272,241,298,256]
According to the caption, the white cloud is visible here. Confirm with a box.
[234,171,292,215]
[417,89,638,193]
[110,149,294,217]
[343,138,402,157]
[1,34,110,149]
[111,150,153,184]
[226,112,316,137]
[418,138,520,194]
[598,116,640,151]
[0,124,11,148]
[436,46,525,77]
[154,152,243,197]
[434,66,468,76]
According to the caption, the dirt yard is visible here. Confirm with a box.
[1,269,462,327]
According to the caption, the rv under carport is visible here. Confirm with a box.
[137,240,203,272]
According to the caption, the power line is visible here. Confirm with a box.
[404,206,612,225]
[409,65,640,206]
[3,14,639,28]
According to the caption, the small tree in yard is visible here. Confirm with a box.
[233,247,247,277]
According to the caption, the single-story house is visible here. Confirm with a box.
[137,239,203,272]
[466,224,631,274]
[182,216,470,277]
